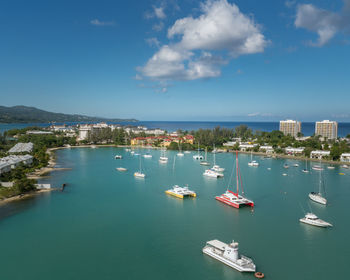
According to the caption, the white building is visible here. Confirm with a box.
[239,143,257,151]
[279,120,301,137]
[223,141,237,147]
[8,142,33,153]
[0,155,33,175]
[340,153,350,162]
[260,145,274,153]
[315,120,338,140]
[310,150,330,159]
[285,147,305,155]
[78,125,92,140]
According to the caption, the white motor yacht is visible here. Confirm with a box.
[202,240,256,272]
[299,213,332,227]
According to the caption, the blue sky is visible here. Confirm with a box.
[1,0,350,121]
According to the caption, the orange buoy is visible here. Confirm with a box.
[255,272,265,279]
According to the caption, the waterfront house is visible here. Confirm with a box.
[340,153,350,162]
[310,150,330,159]
[260,145,274,153]
[239,143,257,151]
[285,147,305,155]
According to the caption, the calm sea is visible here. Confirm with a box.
[0,148,349,280]
[1,121,350,137]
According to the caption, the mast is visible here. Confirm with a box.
[236,150,239,194]
[213,144,216,165]
[205,147,207,161]
[139,155,142,172]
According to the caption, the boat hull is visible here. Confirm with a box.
[202,247,255,272]
[308,193,327,205]
[299,218,332,227]
[215,196,254,208]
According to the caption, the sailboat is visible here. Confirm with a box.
[216,151,254,208]
[177,141,184,157]
[134,155,145,178]
[248,151,259,167]
[159,148,168,163]
[211,145,224,172]
[302,159,309,173]
[193,142,203,160]
[309,167,327,205]
[200,147,210,166]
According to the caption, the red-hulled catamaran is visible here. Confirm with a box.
[215,151,254,208]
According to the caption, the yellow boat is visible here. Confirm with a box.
[165,185,197,199]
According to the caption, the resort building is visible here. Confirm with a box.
[315,120,338,140]
[0,155,33,175]
[8,142,33,154]
[285,147,305,155]
[26,130,53,135]
[279,120,301,137]
[223,141,237,147]
[310,150,330,159]
[340,153,350,162]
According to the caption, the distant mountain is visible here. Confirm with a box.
[0,105,138,123]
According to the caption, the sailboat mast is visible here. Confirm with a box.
[236,150,239,194]
[213,144,216,165]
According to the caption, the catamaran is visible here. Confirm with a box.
[134,155,145,178]
[309,165,327,205]
[216,151,254,208]
[193,143,203,160]
[248,151,259,167]
[202,239,256,272]
[200,147,210,166]
[165,185,196,199]
[203,169,224,178]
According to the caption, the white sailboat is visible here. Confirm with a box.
[302,159,309,173]
[248,151,259,167]
[309,166,327,205]
[177,142,184,157]
[200,147,210,166]
[211,145,224,172]
[134,155,145,178]
[159,148,168,163]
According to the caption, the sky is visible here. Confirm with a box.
[0,0,350,121]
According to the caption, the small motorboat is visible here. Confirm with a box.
[116,167,127,172]
[299,213,332,228]
[115,155,123,159]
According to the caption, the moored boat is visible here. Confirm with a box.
[115,155,123,159]
[216,151,254,208]
[116,167,127,172]
[202,239,256,272]
[299,213,332,227]
[312,165,324,171]
[203,169,223,178]
[165,185,196,199]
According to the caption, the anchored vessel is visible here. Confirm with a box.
[216,151,254,208]
[116,167,127,172]
[211,145,225,171]
[143,153,152,158]
[248,151,259,167]
[115,155,123,159]
[309,164,327,205]
[165,185,196,199]
[299,213,332,227]
[200,147,210,166]
[134,155,145,178]
[159,149,168,163]
[202,240,256,272]
[203,169,224,178]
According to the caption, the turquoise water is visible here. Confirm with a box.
[0,148,349,280]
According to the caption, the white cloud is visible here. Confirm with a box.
[145,37,161,48]
[90,19,115,26]
[138,0,268,83]
[154,6,166,19]
[168,0,268,56]
[152,22,164,32]
[295,1,350,46]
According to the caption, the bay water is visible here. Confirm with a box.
[0,147,349,280]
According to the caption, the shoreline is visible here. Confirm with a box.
[0,189,56,205]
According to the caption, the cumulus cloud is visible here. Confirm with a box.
[138,0,268,83]
[145,5,166,19]
[295,0,350,46]
[90,19,115,26]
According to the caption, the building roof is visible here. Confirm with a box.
[8,142,33,153]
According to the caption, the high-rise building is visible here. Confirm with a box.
[315,120,338,139]
[279,120,301,137]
